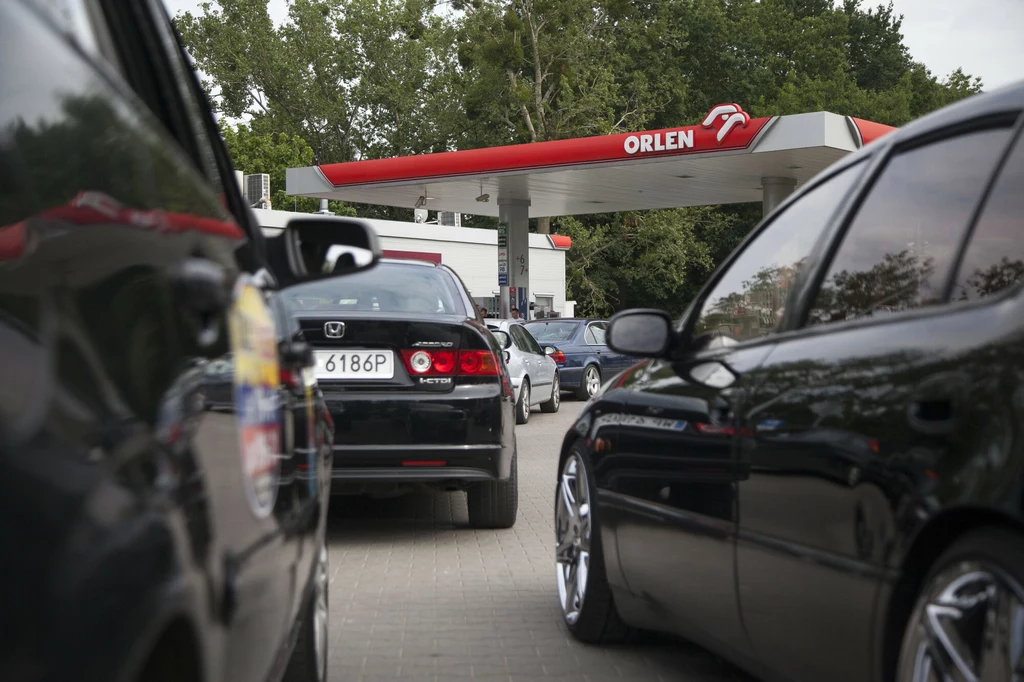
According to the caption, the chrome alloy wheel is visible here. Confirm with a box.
[520,382,530,423]
[552,374,560,409]
[313,543,329,681]
[585,366,601,397]
[899,562,1024,682]
[556,453,591,624]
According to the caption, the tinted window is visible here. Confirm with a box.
[508,325,530,352]
[522,321,580,342]
[808,127,1012,325]
[281,265,464,315]
[584,323,607,345]
[519,327,544,354]
[952,133,1024,302]
[37,0,120,69]
[694,162,865,342]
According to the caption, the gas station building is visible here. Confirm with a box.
[286,104,895,319]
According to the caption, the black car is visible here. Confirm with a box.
[279,259,519,529]
[0,2,377,681]
[554,81,1024,682]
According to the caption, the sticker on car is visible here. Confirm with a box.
[229,276,282,518]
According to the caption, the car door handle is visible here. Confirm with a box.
[172,257,230,315]
[907,373,966,436]
[171,258,231,347]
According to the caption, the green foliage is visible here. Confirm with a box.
[219,122,355,214]
[175,0,984,316]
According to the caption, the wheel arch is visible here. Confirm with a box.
[881,506,1024,681]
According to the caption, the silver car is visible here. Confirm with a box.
[487,320,560,424]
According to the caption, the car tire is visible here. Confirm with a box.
[467,447,518,529]
[516,379,531,425]
[282,541,329,682]
[574,365,600,401]
[540,372,561,413]
[895,527,1024,682]
[556,446,631,644]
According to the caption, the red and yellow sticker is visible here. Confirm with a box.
[228,276,282,518]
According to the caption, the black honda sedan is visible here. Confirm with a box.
[280,259,519,529]
[554,81,1024,682]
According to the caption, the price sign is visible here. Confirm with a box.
[497,222,509,286]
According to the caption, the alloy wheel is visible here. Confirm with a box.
[313,543,329,682]
[585,367,600,397]
[552,374,560,409]
[556,453,591,625]
[520,383,530,423]
[899,561,1024,682]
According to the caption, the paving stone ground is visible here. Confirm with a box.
[325,401,756,682]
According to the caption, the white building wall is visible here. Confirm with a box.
[253,209,569,316]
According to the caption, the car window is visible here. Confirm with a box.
[519,327,544,355]
[807,127,1012,326]
[584,323,607,345]
[952,132,1024,302]
[693,161,866,342]
[281,265,464,316]
[509,325,530,352]
[522,321,580,342]
[36,0,121,70]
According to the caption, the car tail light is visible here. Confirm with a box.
[549,349,566,363]
[400,349,500,377]
[457,350,499,376]
[400,349,457,375]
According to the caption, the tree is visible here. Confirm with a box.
[220,123,355,214]
[176,0,465,164]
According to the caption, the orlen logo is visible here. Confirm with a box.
[623,103,750,155]
[701,103,750,145]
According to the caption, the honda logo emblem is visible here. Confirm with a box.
[324,321,345,338]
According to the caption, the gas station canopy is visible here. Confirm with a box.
[286,104,896,218]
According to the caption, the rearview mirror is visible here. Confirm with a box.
[491,330,511,350]
[268,216,381,288]
[607,309,674,357]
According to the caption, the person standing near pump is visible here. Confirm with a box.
[509,307,525,324]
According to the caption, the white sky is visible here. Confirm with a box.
[162,0,1024,91]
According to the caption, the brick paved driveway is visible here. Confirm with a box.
[325,403,755,682]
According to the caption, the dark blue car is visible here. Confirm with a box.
[521,318,635,399]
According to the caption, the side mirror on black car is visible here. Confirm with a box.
[607,309,674,357]
[267,216,381,288]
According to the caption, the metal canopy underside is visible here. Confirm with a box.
[286,109,895,219]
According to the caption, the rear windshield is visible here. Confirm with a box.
[522,321,580,342]
[281,264,465,315]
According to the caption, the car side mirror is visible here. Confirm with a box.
[544,346,556,356]
[268,216,381,288]
[492,330,511,350]
[607,309,674,357]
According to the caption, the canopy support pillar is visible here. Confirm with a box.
[498,198,531,320]
[762,177,796,216]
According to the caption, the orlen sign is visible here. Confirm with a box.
[624,104,753,155]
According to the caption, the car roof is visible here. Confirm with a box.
[378,258,438,267]
[803,79,1024,183]
[523,318,596,324]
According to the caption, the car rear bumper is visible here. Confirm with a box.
[331,442,511,486]
[322,384,514,490]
